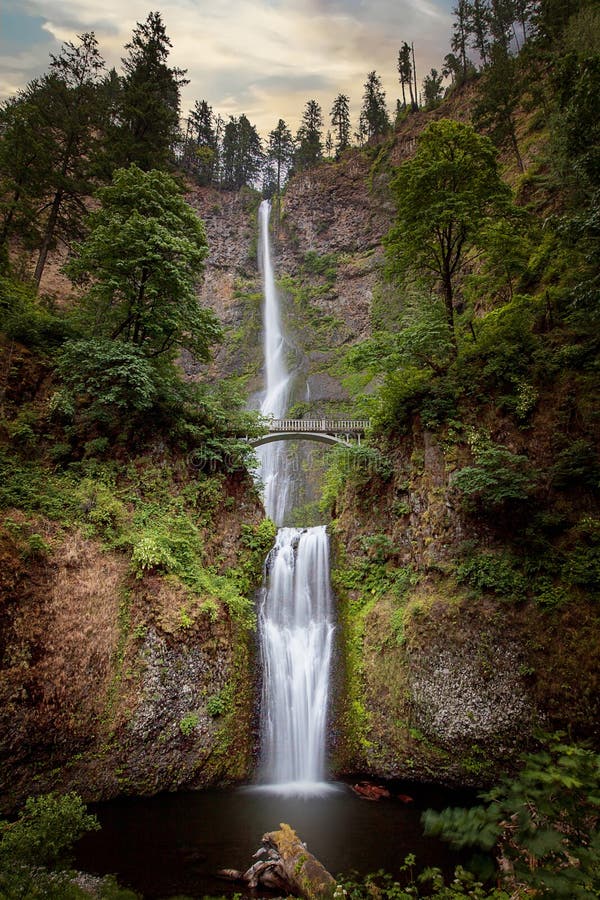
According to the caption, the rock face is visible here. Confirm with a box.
[0,478,263,813]
[330,416,600,786]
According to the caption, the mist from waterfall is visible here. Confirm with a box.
[255,200,336,797]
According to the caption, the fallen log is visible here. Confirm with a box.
[219,822,336,899]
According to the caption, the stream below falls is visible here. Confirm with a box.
[75,784,471,898]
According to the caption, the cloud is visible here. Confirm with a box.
[1,0,453,135]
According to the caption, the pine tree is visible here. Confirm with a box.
[451,0,472,80]
[295,100,323,171]
[398,44,417,110]
[184,100,218,185]
[267,119,294,202]
[466,0,491,66]
[0,89,53,257]
[221,115,263,190]
[360,71,391,142]
[28,33,107,286]
[422,69,444,109]
[330,93,351,158]
[108,12,185,171]
[474,42,524,171]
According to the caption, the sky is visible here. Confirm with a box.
[0,0,453,137]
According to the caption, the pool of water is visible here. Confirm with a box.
[75,781,470,898]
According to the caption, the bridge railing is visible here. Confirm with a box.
[261,418,371,434]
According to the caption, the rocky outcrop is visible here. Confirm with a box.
[0,476,264,813]
[330,415,600,786]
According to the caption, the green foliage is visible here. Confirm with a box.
[0,277,71,349]
[336,857,510,898]
[322,444,393,512]
[423,737,600,898]
[56,339,157,431]
[206,693,227,718]
[179,713,199,735]
[66,165,221,362]
[456,552,528,601]
[385,120,513,337]
[0,792,99,870]
[451,444,535,512]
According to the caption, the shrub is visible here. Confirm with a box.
[456,552,528,601]
[179,713,199,736]
[0,792,99,870]
[423,737,600,898]
[451,444,535,512]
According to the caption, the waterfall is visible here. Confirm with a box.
[256,199,292,526]
[255,201,336,796]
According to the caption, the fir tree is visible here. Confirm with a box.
[330,93,351,157]
[267,119,294,203]
[295,100,323,171]
[108,12,185,172]
[29,33,106,286]
[360,71,391,142]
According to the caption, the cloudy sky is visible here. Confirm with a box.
[0,0,453,136]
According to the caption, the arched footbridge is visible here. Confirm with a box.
[249,418,371,448]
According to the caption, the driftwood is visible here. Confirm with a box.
[219,822,336,899]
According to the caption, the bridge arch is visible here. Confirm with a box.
[250,431,351,449]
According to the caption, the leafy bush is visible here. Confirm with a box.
[455,552,528,601]
[451,444,535,512]
[0,276,72,349]
[56,339,157,430]
[179,713,199,735]
[423,737,600,898]
[0,792,99,869]
[337,857,510,898]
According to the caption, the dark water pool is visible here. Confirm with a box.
[75,782,471,899]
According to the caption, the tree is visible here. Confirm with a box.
[221,114,263,190]
[108,12,185,171]
[451,0,472,80]
[359,71,391,142]
[385,120,512,344]
[183,99,218,185]
[330,93,351,157]
[422,68,444,109]
[397,43,417,110]
[15,34,107,287]
[295,99,323,171]
[474,43,524,171]
[65,165,221,361]
[267,119,294,201]
[466,0,490,66]
[0,90,53,259]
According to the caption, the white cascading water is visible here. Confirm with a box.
[255,200,336,796]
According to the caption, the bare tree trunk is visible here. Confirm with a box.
[220,823,336,900]
[33,189,63,288]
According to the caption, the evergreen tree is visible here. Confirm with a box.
[28,33,107,286]
[360,71,391,142]
[466,0,491,66]
[330,93,351,157]
[422,69,444,109]
[295,100,323,171]
[108,12,185,171]
[0,89,52,259]
[474,43,524,171]
[184,100,218,185]
[451,0,472,80]
[267,118,294,199]
[398,43,417,110]
[221,115,263,190]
